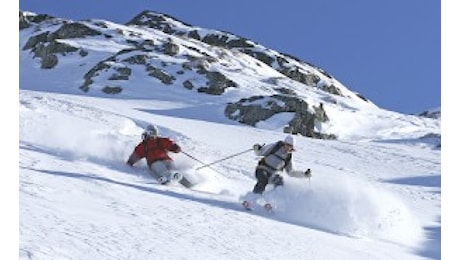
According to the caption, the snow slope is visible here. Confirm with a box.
[19,89,440,259]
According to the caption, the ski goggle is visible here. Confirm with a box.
[284,143,295,151]
[144,130,157,137]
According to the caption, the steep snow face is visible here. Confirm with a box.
[19,89,439,259]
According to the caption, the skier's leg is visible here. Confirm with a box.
[270,174,284,188]
[240,169,268,209]
[148,162,161,179]
[163,160,183,182]
[262,173,284,211]
[253,168,270,194]
[150,161,171,184]
[241,169,273,209]
[261,173,282,211]
[152,160,188,186]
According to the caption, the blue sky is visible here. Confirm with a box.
[19,0,440,115]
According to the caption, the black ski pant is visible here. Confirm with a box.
[252,168,283,194]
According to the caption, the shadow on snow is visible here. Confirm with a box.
[24,165,344,238]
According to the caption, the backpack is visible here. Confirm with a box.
[258,141,292,170]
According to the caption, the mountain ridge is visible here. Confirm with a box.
[19,10,439,143]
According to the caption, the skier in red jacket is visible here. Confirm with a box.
[126,124,183,185]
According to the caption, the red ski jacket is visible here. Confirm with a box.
[127,137,181,166]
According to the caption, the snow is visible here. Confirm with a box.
[19,88,440,259]
[18,13,441,260]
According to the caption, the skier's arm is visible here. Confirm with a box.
[126,153,141,166]
[285,159,312,178]
[286,170,305,178]
[285,159,302,178]
[165,138,181,153]
[126,143,145,166]
[253,143,275,156]
[287,169,312,178]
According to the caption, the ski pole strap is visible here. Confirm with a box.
[195,148,253,170]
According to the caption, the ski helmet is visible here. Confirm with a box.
[144,124,158,138]
[284,135,295,147]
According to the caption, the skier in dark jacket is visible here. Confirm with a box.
[241,135,312,210]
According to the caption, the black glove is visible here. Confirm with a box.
[171,143,181,153]
[304,168,312,178]
[253,144,262,152]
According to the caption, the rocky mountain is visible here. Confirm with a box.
[419,107,441,119]
[19,10,439,142]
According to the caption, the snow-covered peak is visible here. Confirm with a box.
[19,10,439,142]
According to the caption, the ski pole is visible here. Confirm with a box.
[305,169,312,187]
[181,151,225,175]
[181,151,209,166]
[195,148,253,170]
